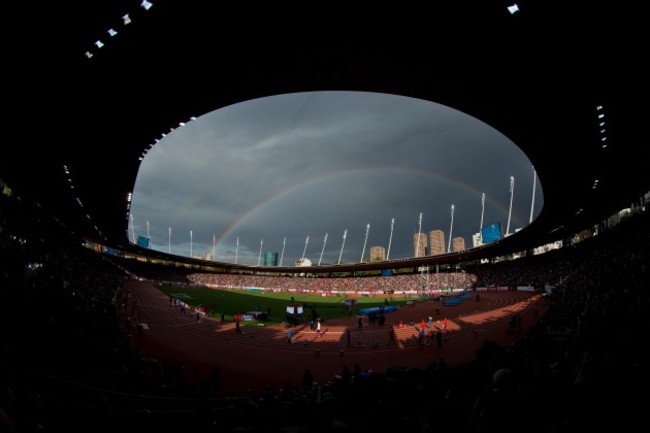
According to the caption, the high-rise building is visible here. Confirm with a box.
[413,233,427,258]
[369,245,385,261]
[263,251,278,266]
[429,230,446,256]
[452,237,466,252]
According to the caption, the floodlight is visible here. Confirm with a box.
[108,28,117,37]
[122,14,131,25]
[141,1,153,10]
[95,40,104,49]
[507,4,519,14]
[84,51,93,59]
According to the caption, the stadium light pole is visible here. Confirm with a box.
[130,214,135,243]
[190,230,193,258]
[506,176,514,236]
[318,233,328,266]
[448,204,455,253]
[168,227,171,254]
[257,238,263,266]
[478,193,485,245]
[212,234,216,261]
[301,235,310,260]
[529,166,537,223]
[360,223,370,263]
[337,229,347,265]
[279,236,286,266]
[415,212,423,257]
[235,236,239,264]
[386,218,394,260]
[146,220,150,244]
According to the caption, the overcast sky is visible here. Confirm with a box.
[129,91,543,265]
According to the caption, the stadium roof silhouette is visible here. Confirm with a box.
[4,1,648,273]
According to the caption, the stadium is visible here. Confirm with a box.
[1,1,649,432]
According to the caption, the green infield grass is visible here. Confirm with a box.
[157,284,419,326]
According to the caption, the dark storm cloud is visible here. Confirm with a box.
[129,91,543,264]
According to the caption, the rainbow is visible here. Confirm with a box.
[212,166,522,249]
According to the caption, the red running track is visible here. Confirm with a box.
[122,280,546,396]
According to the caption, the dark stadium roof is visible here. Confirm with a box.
[4,1,649,271]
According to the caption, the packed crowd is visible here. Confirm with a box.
[186,272,476,294]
